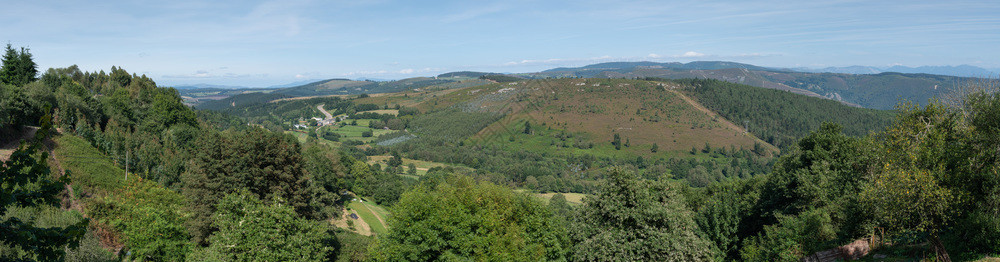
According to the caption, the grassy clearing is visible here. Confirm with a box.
[348,200,388,236]
[363,200,391,223]
[53,135,126,191]
[359,109,399,115]
[367,155,472,176]
[514,189,587,205]
[285,131,343,148]
[52,134,189,256]
[330,120,394,142]
[535,192,587,205]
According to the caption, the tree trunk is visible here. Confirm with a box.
[929,234,951,262]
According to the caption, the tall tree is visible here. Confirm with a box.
[569,168,718,261]
[181,128,316,244]
[0,44,38,86]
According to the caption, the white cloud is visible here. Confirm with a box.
[647,53,662,58]
[679,51,705,58]
[295,74,306,78]
[399,68,415,74]
[342,70,389,76]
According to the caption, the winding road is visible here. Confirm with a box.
[317,104,333,120]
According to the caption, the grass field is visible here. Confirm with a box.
[331,120,395,142]
[367,155,472,176]
[535,192,587,205]
[348,200,388,236]
[286,131,343,148]
[359,109,399,115]
[514,189,587,205]
[53,135,127,191]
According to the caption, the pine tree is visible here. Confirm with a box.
[0,44,18,85]
[15,46,37,86]
[0,44,38,86]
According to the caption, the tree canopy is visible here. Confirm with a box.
[570,168,718,261]
[369,174,569,261]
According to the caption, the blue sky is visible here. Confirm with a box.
[3,0,999,87]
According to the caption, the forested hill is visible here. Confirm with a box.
[194,77,492,110]
[525,61,974,110]
[676,78,895,149]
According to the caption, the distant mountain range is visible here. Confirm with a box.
[506,61,980,110]
[793,65,998,78]
[172,79,324,90]
[187,60,996,111]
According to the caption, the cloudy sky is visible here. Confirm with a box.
[3,0,999,87]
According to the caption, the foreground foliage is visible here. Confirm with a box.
[370,174,569,261]
[1,140,87,261]
[194,190,333,261]
[570,169,718,261]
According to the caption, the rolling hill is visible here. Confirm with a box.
[423,78,776,156]
[525,61,973,109]
[195,77,492,110]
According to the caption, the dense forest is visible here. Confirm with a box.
[674,78,896,149]
[2,45,999,261]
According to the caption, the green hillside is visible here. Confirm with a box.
[527,61,973,109]
[678,78,895,149]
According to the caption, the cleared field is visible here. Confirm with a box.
[367,155,471,176]
[359,109,399,115]
[53,135,127,191]
[328,121,394,142]
[535,192,587,205]
[514,189,587,205]
[348,200,388,236]
[422,79,774,159]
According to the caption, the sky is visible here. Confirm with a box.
[2,0,999,87]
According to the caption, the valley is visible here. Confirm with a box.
[1,52,996,262]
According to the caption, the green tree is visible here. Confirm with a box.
[0,44,38,87]
[407,163,417,176]
[612,133,621,150]
[181,129,316,244]
[693,179,763,261]
[548,193,574,219]
[651,143,658,153]
[388,151,403,167]
[369,175,569,261]
[523,120,532,134]
[569,168,718,261]
[0,83,32,130]
[202,190,332,261]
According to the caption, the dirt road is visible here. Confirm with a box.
[317,104,333,119]
[666,88,779,152]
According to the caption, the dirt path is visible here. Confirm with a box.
[317,104,334,119]
[666,88,779,152]
[46,141,83,213]
[361,203,387,229]
[331,208,373,236]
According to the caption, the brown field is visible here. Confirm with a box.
[427,79,777,155]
